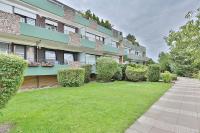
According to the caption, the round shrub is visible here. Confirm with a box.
[57,68,85,87]
[147,64,160,82]
[0,54,27,109]
[81,64,92,83]
[113,66,123,81]
[125,66,147,82]
[161,71,172,83]
[96,57,118,82]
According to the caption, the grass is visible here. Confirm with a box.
[0,81,171,133]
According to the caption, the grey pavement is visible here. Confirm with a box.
[125,77,200,133]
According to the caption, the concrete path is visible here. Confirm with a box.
[126,78,200,133]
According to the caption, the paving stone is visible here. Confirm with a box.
[125,78,200,133]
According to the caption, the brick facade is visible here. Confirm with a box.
[0,11,20,35]
[69,32,81,46]
[64,6,75,21]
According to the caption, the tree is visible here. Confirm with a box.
[126,34,140,46]
[165,8,200,77]
[158,52,171,72]
[146,58,155,66]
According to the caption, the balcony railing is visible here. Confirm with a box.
[127,54,148,61]
[24,64,69,76]
[20,23,69,43]
[103,44,119,53]
[97,25,113,36]
[80,38,96,49]
[74,14,91,27]
[19,0,64,16]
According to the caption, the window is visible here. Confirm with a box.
[19,15,36,26]
[64,25,76,34]
[45,51,56,63]
[95,36,104,43]
[130,49,135,54]
[143,52,146,57]
[0,2,13,14]
[135,51,139,56]
[125,47,129,54]
[26,47,35,62]
[45,19,58,31]
[14,45,25,58]
[111,41,118,48]
[85,54,96,65]
[86,32,96,41]
[64,53,74,64]
[0,42,9,53]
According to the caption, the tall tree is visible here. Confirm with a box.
[166,8,200,77]
[126,34,140,46]
[158,52,171,72]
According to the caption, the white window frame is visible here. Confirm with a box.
[64,53,74,64]
[45,50,56,62]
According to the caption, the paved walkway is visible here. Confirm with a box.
[126,78,200,133]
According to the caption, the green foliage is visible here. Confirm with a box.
[126,34,140,46]
[198,71,200,80]
[96,57,118,82]
[82,10,112,29]
[147,64,161,82]
[57,68,85,87]
[121,64,128,80]
[125,65,147,82]
[113,65,123,81]
[161,71,172,83]
[81,64,92,83]
[158,52,172,72]
[0,54,27,109]
[166,9,200,77]
[171,74,178,81]
[146,58,155,66]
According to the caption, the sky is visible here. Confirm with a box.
[59,0,200,61]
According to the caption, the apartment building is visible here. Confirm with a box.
[123,38,149,64]
[0,0,147,89]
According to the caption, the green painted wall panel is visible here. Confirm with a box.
[20,23,69,43]
[74,14,91,27]
[97,25,113,36]
[25,64,69,76]
[80,39,96,49]
[19,0,64,16]
[103,44,119,53]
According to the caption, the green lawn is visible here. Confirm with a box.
[0,81,171,133]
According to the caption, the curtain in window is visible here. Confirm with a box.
[26,47,35,62]
[64,53,74,64]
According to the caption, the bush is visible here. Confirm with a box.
[161,71,172,83]
[125,66,147,82]
[113,65,123,81]
[57,68,85,87]
[198,71,200,80]
[96,57,118,82]
[81,64,92,83]
[171,74,178,81]
[121,64,128,80]
[147,64,160,82]
[0,54,27,109]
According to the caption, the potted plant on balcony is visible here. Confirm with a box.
[41,62,54,67]
[28,62,40,67]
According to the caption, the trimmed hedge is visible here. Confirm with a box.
[147,64,160,82]
[96,57,118,82]
[81,64,92,83]
[125,66,147,82]
[113,65,123,81]
[57,68,85,87]
[161,71,172,83]
[0,54,27,109]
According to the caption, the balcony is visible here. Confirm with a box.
[127,54,148,61]
[97,25,113,36]
[103,44,119,53]
[24,64,69,76]
[19,0,64,16]
[74,14,91,27]
[80,38,96,49]
[20,23,69,43]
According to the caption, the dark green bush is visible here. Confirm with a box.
[81,64,92,83]
[161,71,172,83]
[57,68,85,87]
[0,54,27,109]
[125,66,147,82]
[113,65,123,81]
[147,64,160,82]
[96,57,118,82]
[121,64,128,80]
[171,74,178,81]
